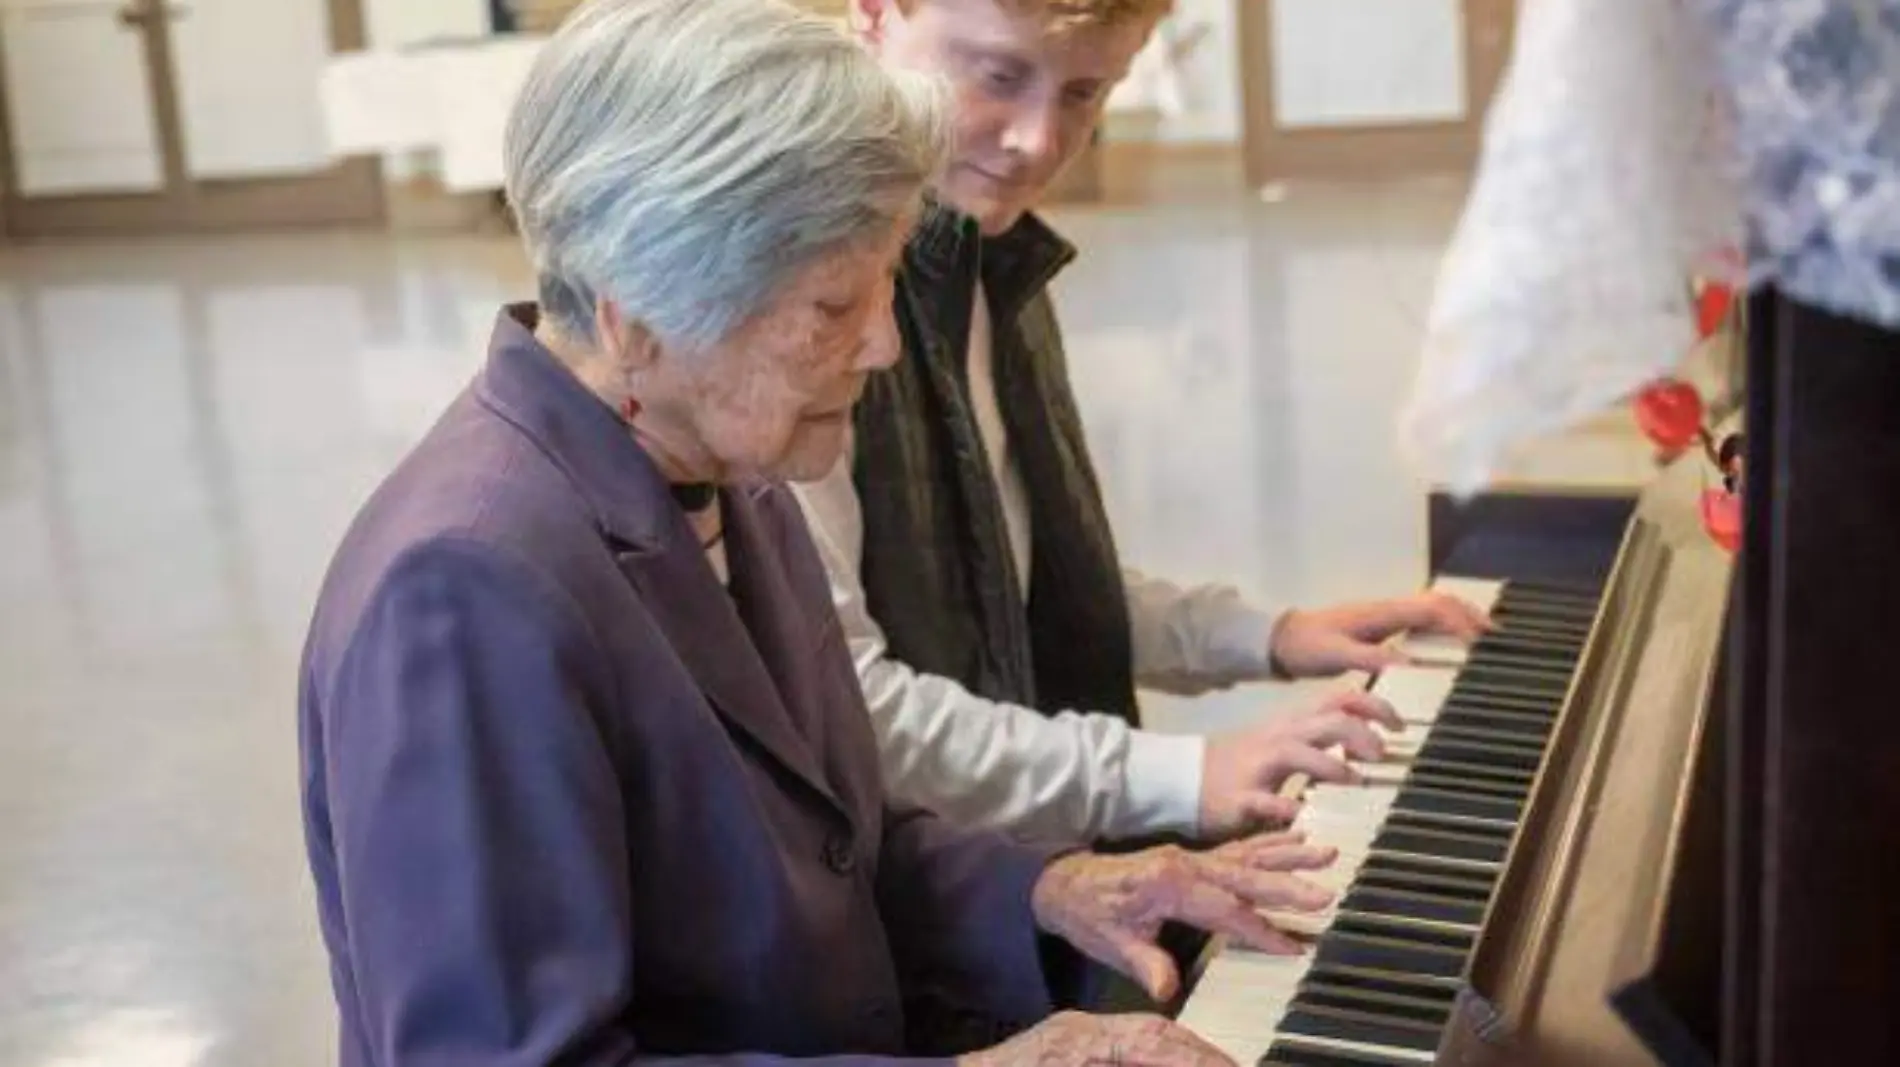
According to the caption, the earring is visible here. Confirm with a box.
[620,395,642,423]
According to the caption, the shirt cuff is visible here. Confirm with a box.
[1116,730,1207,839]
[1203,601,1286,682]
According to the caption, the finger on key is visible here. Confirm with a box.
[1194,858,1336,912]
[1333,691,1404,731]
[1274,742,1358,785]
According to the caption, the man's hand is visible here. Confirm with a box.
[958,1011,1236,1067]
[1199,691,1402,836]
[1030,831,1335,1004]
[1270,592,1491,678]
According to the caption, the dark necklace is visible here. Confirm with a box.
[670,482,717,513]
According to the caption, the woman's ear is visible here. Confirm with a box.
[593,298,662,374]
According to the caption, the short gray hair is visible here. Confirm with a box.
[503,0,949,350]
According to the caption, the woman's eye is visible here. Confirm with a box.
[818,300,854,320]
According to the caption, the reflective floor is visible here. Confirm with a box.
[0,179,1614,1065]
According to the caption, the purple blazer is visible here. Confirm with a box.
[298,306,1073,1067]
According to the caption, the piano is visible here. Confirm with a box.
[1175,327,1715,1063]
[1175,286,1900,1065]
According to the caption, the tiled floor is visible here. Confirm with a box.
[0,178,1620,1066]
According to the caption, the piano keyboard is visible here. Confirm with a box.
[1178,576,1604,1066]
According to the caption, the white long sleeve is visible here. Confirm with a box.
[791,459,1205,843]
[1123,568,1286,696]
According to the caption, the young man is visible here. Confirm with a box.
[795,0,1490,849]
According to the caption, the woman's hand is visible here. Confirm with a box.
[1029,831,1336,1003]
[959,1012,1236,1067]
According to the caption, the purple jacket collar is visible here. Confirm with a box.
[475,303,676,552]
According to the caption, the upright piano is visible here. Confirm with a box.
[1175,286,1900,1065]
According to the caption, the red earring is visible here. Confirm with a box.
[620,396,642,423]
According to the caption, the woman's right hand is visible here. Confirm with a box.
[959,1012,1236,1067]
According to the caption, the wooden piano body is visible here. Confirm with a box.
[1176,286,1900,1065]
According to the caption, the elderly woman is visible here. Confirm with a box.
[297,1,1335,1064]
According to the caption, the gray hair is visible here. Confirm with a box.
[502,0,950,350]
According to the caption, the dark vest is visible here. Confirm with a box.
[850,204,1139,727]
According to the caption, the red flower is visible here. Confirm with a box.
[1695,282,1734,339]
[1700,488,1742,553]
[1634,379,1705,455]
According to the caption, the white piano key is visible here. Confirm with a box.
[1306,783,1400,816]
[1260,903,1337,937]
[1296,860,1361,895]
[1398,630,1474,668]
[1295,810,1379,846]
[1197,1031,1273,1067]
[1431,575,1506,613]
[1371,666,1457,725]
[1395,576,1507,665]
[1177,951,1309,1064]
[1355,760,1410,786]
[1274,1034,1438,1065]
[1379,728,1424,759]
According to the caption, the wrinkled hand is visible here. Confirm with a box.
[1199,690,1403,835]
[1270,592,1491,678]
[1030,831,1336,1004]
[958,1011,1236,1067]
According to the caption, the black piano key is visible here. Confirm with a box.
[1342,885,1488,928]
[1468,643,1584,667]
[1391,784,1524,823]
[1482,603,1588,626]
[1374,804,1515,837]
[1418,722,1550,752]
[1260,1041,1417,1067]
[1363,846,1498,879]
[1404,754,1537,786]
[1302,965,1460,1006]
[1353,868,1495,905]
[1484,625,1589,650]
[1496,584,1596,608]
[1491,605,1588,629]
[1458,658,1577,684]
[1371,826,1510,868]
[1444,685,1562,711]
[1504,576,1601,597]
[1278,1007,1443,1055]
[1314,930,1467,981]
[1413,739,1542,775]
[1434,706,1554,736]
[1354,868,1495,905]
[1329,913,1477,952]
[1453,669,1571,697]
[1403,767,1531,801]
[1497,602,1597,625]
[1461,645,1580,671]
[1445,683,1562,714]
[1329,912,1477,954]
[1383,809,1514,843]
[1295,984,1453,1028]
[1499,582,1600,607]
[1467,634,1583,660]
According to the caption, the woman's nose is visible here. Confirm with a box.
[855,309,902,372]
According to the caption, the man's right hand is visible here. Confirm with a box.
[1198,690,1402,837]
[960,1011,1236,1067]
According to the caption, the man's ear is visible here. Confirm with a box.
[850,0,896,45]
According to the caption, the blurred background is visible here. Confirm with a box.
[0,1,1657,1064]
